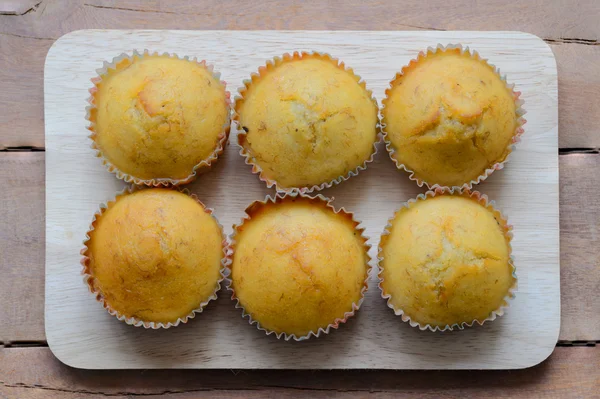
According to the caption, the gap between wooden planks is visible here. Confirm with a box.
[0,151,598,344]
[0,0,599,148]
[0,346,598,398]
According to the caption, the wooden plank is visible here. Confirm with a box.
[0,346,599,398]
[0,0,599,147]
[559,153,600,341]
[0,152,45,343]
[0,0,41,15]
[0,37,50,149]
[1,151,598,345]
[552,44,600,149]
[43,30,560,370]
[2,0,599,40]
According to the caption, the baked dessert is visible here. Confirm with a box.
[382,45,525,188]
[378,188,516,330]
[87,51,230,185]
[82,188,225,328]
[228,194,370,339]
[235,52,379,192]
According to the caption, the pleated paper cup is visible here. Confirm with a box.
[86,50,231,187]
[81,186,227,329]
[233,51,380,194]
[378,186,517,331]
[225,192,372,340]
[381,44,526,190]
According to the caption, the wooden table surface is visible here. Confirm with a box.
[0,0,598,397]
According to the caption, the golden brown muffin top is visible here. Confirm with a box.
[84,188,224,325]
[89,54,229,184]
[379,193,515,329]
[235,53,378,191]
[230,195,369,338]
[382,48,521,187]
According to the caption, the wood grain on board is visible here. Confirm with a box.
[42,30,560,370]
[0,0,599,148]
[0,346,599,398]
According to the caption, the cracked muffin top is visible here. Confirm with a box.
[382,48,519,187]
[89,54,229,184]
[379,193,515,328]
[229,195,369,337]
[84,188,224,325]
[235,52,378,191]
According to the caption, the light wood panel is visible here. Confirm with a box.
[0,0,599,148]
[0,152,45,343]
[0,346,599,398]
[44,30,559,369]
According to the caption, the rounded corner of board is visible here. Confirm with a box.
[516,331,560,370]
[515,31,557,63]
[46,331,90,370]
[45,29,98,67]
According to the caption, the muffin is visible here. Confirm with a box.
[227,194,371,340]
[378,188,516,331]
[87,51,230,186]
[382,44,525,188]
[234,51,379,192]
[81,188,225,328]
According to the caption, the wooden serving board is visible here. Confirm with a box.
[45,30,559,369]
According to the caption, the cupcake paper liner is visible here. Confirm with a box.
[381,44,527,190]
[225,192,373,340]
[233,51,381,194]
[80,185,227,329]
[86,50,231,187]
[377,186,517,332]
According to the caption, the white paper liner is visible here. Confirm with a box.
[80,186,227,329]
[225,192,373,340]
[86,50,231,187]
[378,186,517,332]
[381,44,527,190]
[233,51,381,194]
